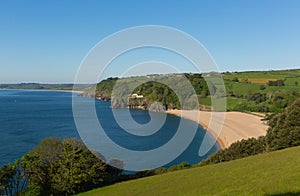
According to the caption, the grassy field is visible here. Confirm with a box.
[212,69,300,112]
[199,97,244,110]
[222,69,300,80]
[78,146,300,196]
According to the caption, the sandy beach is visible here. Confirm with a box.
[166,110,269,149]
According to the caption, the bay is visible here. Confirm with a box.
[0,90,219,168]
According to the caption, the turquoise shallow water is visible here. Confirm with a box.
[0,90,219,168]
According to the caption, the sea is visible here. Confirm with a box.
[0,90,219,169]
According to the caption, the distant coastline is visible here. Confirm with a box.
[0,88,83,94]
[52,89,84,93]
[0,83,89,93]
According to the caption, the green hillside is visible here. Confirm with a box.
[78,146,300,196]
[88,69,300,113]
[222,69,300,112]
[0,83,89,91]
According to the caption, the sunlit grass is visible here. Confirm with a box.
[78,146,300,196]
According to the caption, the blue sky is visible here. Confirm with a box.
[1,0,300,83]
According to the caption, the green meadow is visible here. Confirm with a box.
[219,69,300,112]
[78,146,300,196]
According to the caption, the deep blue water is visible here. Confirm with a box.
[0,90,219,169]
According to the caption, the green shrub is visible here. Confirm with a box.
[266,99,300,151]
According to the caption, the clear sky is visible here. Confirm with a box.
[1,0,300,83]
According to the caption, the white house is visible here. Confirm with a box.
[131,93,144,98]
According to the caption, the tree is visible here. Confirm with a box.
[200,137,266,166]
[168,162,190,172]
[259,85,266,90]
[295,81,298,86]
[50,138,110,195]
[267,79,285,86]
[21,137,64,195]
[232,77,239,82]
[22,137,123,195]
[0,160,27,196]
[266,99,300,150]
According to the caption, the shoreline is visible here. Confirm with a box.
[0,88,83,94]
[166,110,268,150]
[3,88,266,150]
[52,89,84,93]
[77,96,267,150]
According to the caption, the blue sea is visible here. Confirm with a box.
[0,90,219,169]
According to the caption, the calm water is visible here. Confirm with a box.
[0,90,219,168]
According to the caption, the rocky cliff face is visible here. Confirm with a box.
[110,97,166,112]
[148,102,166,112]
[79,92,111,102]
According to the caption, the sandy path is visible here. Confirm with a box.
[166,110,269,149]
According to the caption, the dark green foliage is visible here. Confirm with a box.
[133,81,181,110]
[1,138,205,195]
[168,162,190,172]
[96,77,118,97]
[11,137,123,195]
[233,102,270,112]
[184,73,209,95]
[0,160,27,196]
[266,99,300,151]
[105,73,209,110]
[119,162,191,182]
[126,167,168,180]
[232,77,239,82]
[259,85,266,90]
[247,93,267,103]
[50,139,113,195]
[200,137,266,166]
[268,79,285,86]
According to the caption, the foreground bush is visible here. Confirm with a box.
[266,99,300,150]
[1,137,122,196]
[200,137,266,166]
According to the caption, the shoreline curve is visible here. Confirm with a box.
[166,110,268,150]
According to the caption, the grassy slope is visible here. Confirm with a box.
[79,146,300,196]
